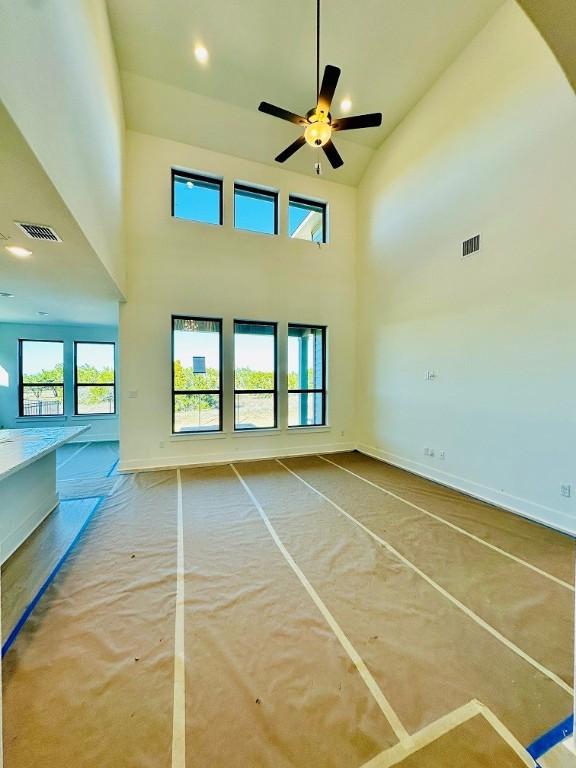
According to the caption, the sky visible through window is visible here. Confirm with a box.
[235,188,276,235]
[21,342,113,378]
[174,328,274,370]
[174,176,221,225]
[77,343,114,372]
[174,174,324,240]
[288,205,310,235]
[174,330,220,371]
[288,199,324,241]
[235,333,274,372]
[22,341,63,377]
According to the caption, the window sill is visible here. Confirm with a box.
[234,226,278,239]
[15,416,67,422]
[232,427,281,437]
[287,425,331,434]
[170,431,227,441]
[70,414,117,420]
[289,238,329,248]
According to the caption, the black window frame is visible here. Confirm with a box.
[74,341,116,416]
[172,315,224,434]
[288,195,327,244]
[233,182,279,236]
[287,323,327,427]
[234,319,278,431]
[19,338,65,418]
[171,169,224,226]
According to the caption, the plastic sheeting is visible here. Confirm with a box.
[2,452,573,766]
[56,441,118,481]
[57,476,117,500]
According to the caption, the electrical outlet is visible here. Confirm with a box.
[159,441,165,449]
[439,450,446,460]
[561,484,571,498]
[429,448,435,457]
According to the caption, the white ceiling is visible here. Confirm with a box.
[0,104,121,326]
[107,0,505,185]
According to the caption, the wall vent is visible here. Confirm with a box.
[15,221,62,242]
[462,234,480,257]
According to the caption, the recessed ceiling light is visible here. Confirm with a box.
[194,45,209,65]
[37,311,49,316]
[0,292,14,298]
[340,97,352,113]
[5,245,32,258]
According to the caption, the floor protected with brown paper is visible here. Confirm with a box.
[2,451,573,767]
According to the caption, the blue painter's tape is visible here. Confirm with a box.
[2,495,105,658]
[56,495,104,503]
[106,458,120,477]
[527,714,573,761]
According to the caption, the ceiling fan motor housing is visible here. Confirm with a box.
[305,109,332,147]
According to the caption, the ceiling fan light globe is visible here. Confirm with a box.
[304,120,332,148]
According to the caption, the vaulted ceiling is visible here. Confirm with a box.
[107,0,505,185]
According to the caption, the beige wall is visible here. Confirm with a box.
[119,131,357,470]
[516,0,576,92]
[356,1,576,533]
[0,0,126,294]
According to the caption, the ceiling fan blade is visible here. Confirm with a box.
[275,135,307,163]
[322,139,344,169]
[332,113,383,131]
[259,101,308,126]
[317,65,341,115]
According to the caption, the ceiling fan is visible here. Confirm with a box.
[258,0,382,169]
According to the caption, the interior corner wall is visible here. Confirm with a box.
[0,323,119,442]
[119,131,357,471]
[0,0,126,295]
[356,0,576,534]
[516,0,576,92]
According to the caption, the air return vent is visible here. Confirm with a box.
[15,221,62,242]
[462,234,480,257]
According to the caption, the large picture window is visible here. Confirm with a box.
[74,342,116,415]
[288,324,326,427]
[234,321,277,430]
[172,316,222,433]
[19,339,64,417]
[172,170,223,226]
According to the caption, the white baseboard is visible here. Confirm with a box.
[357,443,575,537]
[119,441,356,473]
[116,437,575,537]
